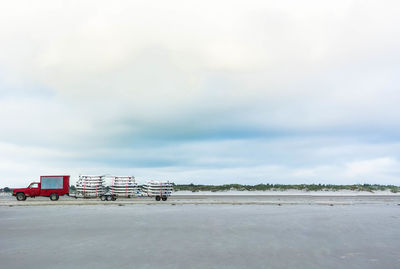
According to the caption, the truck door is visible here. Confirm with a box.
[29,183,40,197]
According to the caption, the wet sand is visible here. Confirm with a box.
[1,202,400,269]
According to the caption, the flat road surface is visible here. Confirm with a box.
[0,195,400,269]
[1,194,400,206]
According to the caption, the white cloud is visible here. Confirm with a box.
[344,157,400,180]
[0,1,400,186]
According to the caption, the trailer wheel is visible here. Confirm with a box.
[16,193,26,201]
[106,195,112,201]
[155,196,161,201]
[162,196,167,201]
[100,195,106,201]
[50,193,59,201]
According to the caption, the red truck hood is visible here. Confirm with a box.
[13,188,28,194]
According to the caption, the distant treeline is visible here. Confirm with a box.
[173,183,400,193]
[0,187,12,192]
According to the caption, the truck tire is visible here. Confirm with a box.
[155,196,161,201]
[106,195,112,201]
[162,196,167,201]
[16,193,26,201]
[100,195,106,201]
[50,193,59,201]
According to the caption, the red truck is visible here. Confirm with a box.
[13,175,70,201]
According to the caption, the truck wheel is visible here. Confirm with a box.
[162,196,167,201]
[100,195,106,201]
[50,193,59,201]
[155,196,161,201]
[16,193,26,201]
[106,195,112,201]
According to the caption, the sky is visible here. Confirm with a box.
[0,0,399,187]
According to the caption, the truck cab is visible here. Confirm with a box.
[13,175,70,201]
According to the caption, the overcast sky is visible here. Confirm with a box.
[0,0,399,187]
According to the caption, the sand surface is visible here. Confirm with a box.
[1,204,399,269]
[1,192,400,206]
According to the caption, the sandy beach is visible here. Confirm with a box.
[1,193,399,269]
[1,192,400,206]
[1,203,399,269]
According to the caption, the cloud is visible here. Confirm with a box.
[1,137,399,187]
[0,0,400,186]
[344,158,400,180]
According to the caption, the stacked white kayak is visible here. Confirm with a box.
[144,180,173,198]
[110,176,139,197]
[75,175,105,198]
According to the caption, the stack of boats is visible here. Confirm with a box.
[74,176,174,199]
[110,176,139,198]
[75,175,105,198]
[144,180,173,198]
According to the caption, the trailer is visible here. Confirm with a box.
[69,191,117,201]
[75,175,105,198]
[145,180,173,201]
[75,175,117,201]
[110,176,139,198]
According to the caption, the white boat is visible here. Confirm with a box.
[74,176,173,200]
[144,180,174,200]
[75,175,105,198]
[110,176,140,197]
